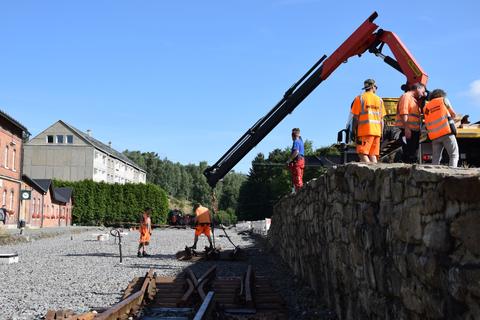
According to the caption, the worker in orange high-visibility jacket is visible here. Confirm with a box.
[190,203,213,250]
[350,79,385,163]
[138,208,152,257]
[423,89,459,167]
[395,83,426,163]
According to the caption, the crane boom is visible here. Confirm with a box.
[204,11,428,188]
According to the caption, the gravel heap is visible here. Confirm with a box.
[0,227,334,320]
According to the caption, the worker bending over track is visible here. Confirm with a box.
[350,79,385,163]
[190,203,213,250]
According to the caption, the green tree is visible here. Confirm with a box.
[236,143,340,221]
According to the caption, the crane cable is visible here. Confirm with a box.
[211,189,238,249]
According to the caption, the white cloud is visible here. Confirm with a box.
[467,80,480,105]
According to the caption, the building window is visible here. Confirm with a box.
[9,190,14,210]
[66,135,74,144]
[12,149,16,171]
[2,190,6,206]
[56,135,64,144]
[47,135,54,143]
[4,146,8,168]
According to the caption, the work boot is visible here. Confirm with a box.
[142,252,150,257]
[137,251,142,258]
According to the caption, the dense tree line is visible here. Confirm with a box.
[122,143,338,224]
[53,180,169,225]
[236,141,340,221]
[123,151,246,213]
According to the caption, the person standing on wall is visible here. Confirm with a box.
[423,89,459,167]
[395,83,426,163]
[350,79,385,163]
[137,208,152,257]
[190,203,213,250]
[287,128,305,192]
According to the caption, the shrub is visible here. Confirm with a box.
[53,180,168,225]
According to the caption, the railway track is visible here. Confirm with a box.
[46,265,287,320]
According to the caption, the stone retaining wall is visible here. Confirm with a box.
[268,163,480,319]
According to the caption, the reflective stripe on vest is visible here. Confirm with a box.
[426,115,448,127]
[427,121,449,134]
[358,119,381,125]
[424,97,452,140]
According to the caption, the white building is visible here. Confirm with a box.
[23,120,146,184]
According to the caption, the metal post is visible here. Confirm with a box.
[118,232,123,264]
[110,228,123,264]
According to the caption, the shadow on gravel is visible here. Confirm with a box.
[64,252,118,258]
[123,263,179,270]
[145,253,177,260]
[64,253,119,258]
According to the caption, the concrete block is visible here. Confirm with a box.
[0,253,19,264]
[97,234,109,241]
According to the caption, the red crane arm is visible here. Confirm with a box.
[320,12,428,88]
[204,12,428,188]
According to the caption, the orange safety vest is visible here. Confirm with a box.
[351,92,384,137]
[423,97,452,140]
[140,213,151,232]
[195,206,211,224]
[395,92,421,131]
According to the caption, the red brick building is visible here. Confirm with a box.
[0,110,29,226]
[21,176,73,227]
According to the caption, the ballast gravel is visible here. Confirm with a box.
[0,228,253,320]
[0,227,333,320]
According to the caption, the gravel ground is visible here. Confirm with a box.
[0,227,333,320]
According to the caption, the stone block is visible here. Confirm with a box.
[411,165,445,183]
[451,214,480,256]
[404,180,422,198]
[421,190,445,215]
[444,176,480,203]
[378,172,392,200]
[395,206,423,243]
[445,201,460,219]
[400,282,424,314]
[378,201,394,226]
[392,181,404,203]
[464,269,480,298]
[0,253,19,264]
[423,221,451,252]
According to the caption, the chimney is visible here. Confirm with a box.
[86,129,92,137]
[108,141,112,148]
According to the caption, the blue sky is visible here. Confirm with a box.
[1,1,479,174]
